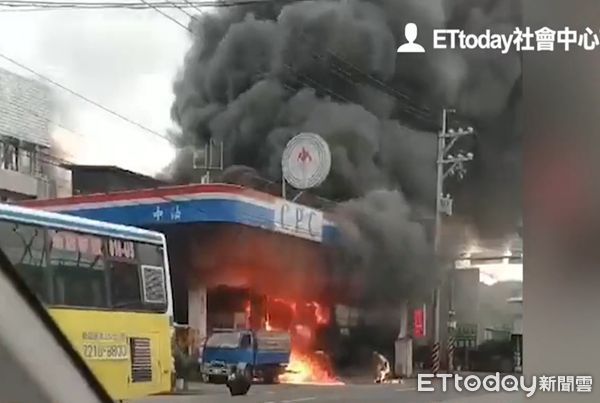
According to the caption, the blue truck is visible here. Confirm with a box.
[201,329,291,384]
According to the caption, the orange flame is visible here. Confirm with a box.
[245,301,251,328]
[265,314,273,331]
[269,298,341,385]
[309,302,330,325]
[280,350,344,385]
[246,296,342,385]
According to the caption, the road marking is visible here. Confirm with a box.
[263,398,317,403]
[395,387,417,392]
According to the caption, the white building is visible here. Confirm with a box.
[0,68,70,201]
[507,296,523,336]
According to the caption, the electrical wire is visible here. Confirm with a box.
[180,0,206,16]
[0,52,174,144]
[1,0,440,175]
[1,0,437,126]
[160,0,203,26]
[141,0,430,123]
[292,30,435,124]
[138,0,191,32]
[140,0,355,108]
[283,64,353,104]
[0,0,296,10]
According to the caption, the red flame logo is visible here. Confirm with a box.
[297,147,312,163]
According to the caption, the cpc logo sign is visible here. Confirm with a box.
[276,200,323,242]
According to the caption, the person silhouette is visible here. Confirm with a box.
[397,23,425,53]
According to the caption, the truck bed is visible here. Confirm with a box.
[255,331,291,352]
[255,331,291,366]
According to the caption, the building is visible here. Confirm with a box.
[452,267,482,344]
[0,68,68,201]
[507,296,523,372]
[483,327,511,342]
[507,296,523,336]
[64,164,169,195]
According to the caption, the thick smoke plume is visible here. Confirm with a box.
[169,0,522,303]
[335,189,433,305]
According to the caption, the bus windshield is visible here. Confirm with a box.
[0,219,168,313]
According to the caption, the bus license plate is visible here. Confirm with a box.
[82,343,129,360]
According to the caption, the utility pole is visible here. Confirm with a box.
[431,108,475,375]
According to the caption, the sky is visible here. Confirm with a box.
[0,4,196,176]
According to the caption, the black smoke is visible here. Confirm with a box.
[168,0,522,303]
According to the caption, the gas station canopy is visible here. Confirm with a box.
[20,183,338,244]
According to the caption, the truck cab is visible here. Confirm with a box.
[201,330,290,384]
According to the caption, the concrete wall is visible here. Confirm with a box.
[0,169,37,199]
[0,68,52,147]
[508,301,523,335]
[0,166,68,201]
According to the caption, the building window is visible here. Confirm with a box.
[19,148,34,175]
[0,140,18,171]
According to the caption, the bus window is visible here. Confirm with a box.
[109,261,143,310]
[49,230,107,308]
[137,244,167,308]
[0,221,48,302]
[137,243,164,267]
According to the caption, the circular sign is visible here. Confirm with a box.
[281,132,331,189]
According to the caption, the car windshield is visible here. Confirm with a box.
[205,332,241,349]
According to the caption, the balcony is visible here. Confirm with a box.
[0,138,72,201]
[0,168,38,199]
[0,168,65,200]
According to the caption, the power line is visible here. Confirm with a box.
[283,64,353,104]
[0,3,443,124]
[0,52,174,144]
[181,0,206,15]
[142,0,352,106]
[0,2,440,124]
[143,1,353,106]
[292,30,435,124]
[138,0,191,32]
[148,0,434,126]
[161,0,203,25]
[0,0,295,10]
[3,99,87,144]
[0,100,119,167]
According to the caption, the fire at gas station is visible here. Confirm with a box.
[21,184,360,384]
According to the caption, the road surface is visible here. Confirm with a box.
[135,381,524,403]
